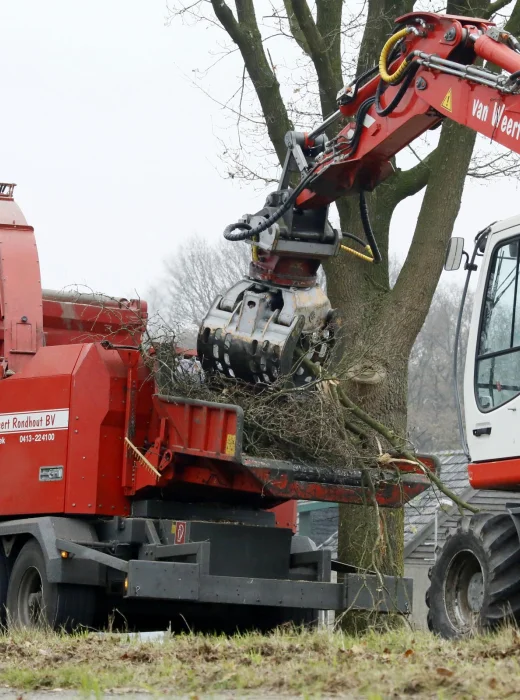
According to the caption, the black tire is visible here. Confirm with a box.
[0,546,8,627]
[426,512,520,639]
[6,539,96,631]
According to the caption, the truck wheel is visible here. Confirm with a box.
[6,540,96,631]
[426,513,520,638]
[0,547,8,627]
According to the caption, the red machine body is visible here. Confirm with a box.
[2,10,520,636]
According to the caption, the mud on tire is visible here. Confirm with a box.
[426,512,520,639]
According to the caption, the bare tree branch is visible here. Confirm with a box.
[486,0,515,17]
[288,0,342,115]
[209,0,292,163]
[282,0,311,55]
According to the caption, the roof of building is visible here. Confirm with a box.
[404,450,469,546]
[317,450,468,555]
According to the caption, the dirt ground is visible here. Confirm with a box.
[0,626,519,699]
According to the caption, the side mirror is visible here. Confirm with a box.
[444,237,465,271]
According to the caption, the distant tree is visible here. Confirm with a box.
[152,235,251,330]
[408,283,473,452]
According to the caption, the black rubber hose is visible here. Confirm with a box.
[342,45,401,106]
[341,231,370,248]
[223,221,253,242]
[359,190,382,264]
[344,97,376,158]
[375,61,419,117]
[223,159,321,242]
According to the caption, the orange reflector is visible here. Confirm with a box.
[60,550,69,559]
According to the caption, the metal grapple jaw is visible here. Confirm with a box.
[198,129,344,386]
[198,279,337,386]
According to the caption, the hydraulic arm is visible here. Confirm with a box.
[198,11,520,385]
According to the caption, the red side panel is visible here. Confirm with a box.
[0,345,82,515]
[0,342,154,519]
[153,396,243,461]
[65,344,152,517]
[271,502,297,532]
[469,459,520,490]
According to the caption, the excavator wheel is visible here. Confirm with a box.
[6,539,96,631]
[426,512,520,638]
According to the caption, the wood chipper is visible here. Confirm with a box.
[0,184,431,629]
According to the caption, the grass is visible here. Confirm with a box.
[0,625,519,698]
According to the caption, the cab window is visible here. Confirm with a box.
[477,238,520,411]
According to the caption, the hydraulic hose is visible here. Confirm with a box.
[379,28,412,84]
[342,231,370,249]
[375,61,419,117]
[340,231,375,263]
[343,97,376,158]
[340,243,374,263]
[223,168,314,242]
[359,190,382,264]
[223,221,253,241]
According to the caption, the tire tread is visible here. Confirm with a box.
[426,512,520,638]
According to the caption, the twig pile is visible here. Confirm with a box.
[153,340,367,467]
[148,335,476,514]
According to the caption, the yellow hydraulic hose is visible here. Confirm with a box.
[340,244,374,263]
[379,28,411,84]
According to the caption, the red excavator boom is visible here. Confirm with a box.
[298,12,520,208]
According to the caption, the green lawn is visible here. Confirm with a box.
[0,626,518,698]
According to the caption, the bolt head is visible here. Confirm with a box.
[444,27,456,41]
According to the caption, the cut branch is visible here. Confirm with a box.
[297,351,478,514]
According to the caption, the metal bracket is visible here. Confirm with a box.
[55,538,129,573]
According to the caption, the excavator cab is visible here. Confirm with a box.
[427,221,520,638]
[462,217,520,471]
[443,219,520,475]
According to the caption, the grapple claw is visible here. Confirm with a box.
[198,279,336,386]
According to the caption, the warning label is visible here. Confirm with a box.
[441,88,453,112]
[225,433,236,456]
[0,409,69,434]
[173,521,187,545]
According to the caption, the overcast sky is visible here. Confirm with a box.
[0,1,518,300]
